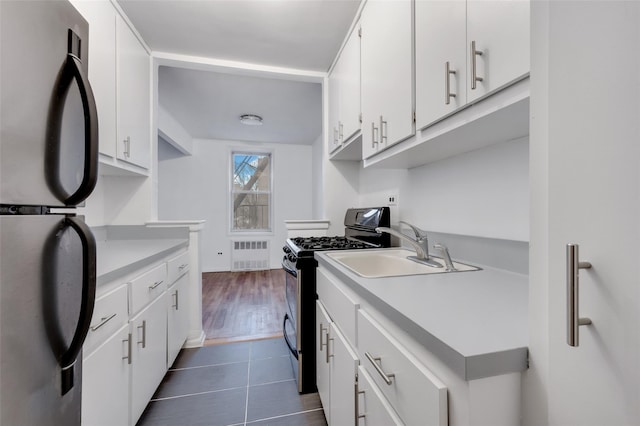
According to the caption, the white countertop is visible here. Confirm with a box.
[315,248,528,380]
[96,238,188,286]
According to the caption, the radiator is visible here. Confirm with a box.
[231,240,270,271]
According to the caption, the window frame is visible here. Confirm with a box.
[229,149,274,234]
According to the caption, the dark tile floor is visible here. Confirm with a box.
[137,338,327,426]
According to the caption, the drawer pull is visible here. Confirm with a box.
[148,280,163,290]
[326,337,334,364]
[172,290,179,310]
[137,320,146,348]
[178,263,188,271]
[365,352,395,385]
[90,313,117,332]
[123,333,132,365]
[319,323,328,351]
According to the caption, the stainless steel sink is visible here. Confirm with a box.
[327,249,480,278]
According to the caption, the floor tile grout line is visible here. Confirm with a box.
[245,408,325,425]
[150,385,248,402]
[169,359,250,372]
[244,341,253,426]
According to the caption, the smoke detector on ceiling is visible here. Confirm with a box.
[239,114,263,126]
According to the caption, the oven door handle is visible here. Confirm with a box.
[283,314,298,360]
[282,256,297,276]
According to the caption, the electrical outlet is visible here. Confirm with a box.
[387,193,398,206]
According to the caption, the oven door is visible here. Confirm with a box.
[282,257,301,378]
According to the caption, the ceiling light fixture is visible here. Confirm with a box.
[239,114,263,126]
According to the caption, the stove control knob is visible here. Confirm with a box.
[288,254,296,263]
[283,246,291,254]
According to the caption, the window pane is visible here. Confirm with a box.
[233,193,270,230]
[233,154,271,192]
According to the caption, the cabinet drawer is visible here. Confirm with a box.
[317,267,359,346]
[357,366,404,426]
[357,310,448,426]
[84,284,128,355]
[129,262,167,315]
[167,250,189,286]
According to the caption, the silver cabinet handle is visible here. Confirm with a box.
[371,122,379,148]
[90,313,117,332]
[470,40,484,90]
[123,333,132,365]
[123,136,131,158]
[339,121,343,140]
[379,116,387,144]
[148,280,163,290]
[355,375,365,424]
[178,263,188,271]
[137,320,146,348]
[445,61,457,105]
[326,336,334,364]
[567,244,592,347]
[172,290,179,310]
[319,322,328,351]
[333,127,339,145]
[365,352,395,385]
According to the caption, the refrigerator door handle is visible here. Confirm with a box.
[46,29,99,207]
[59,216,96,395]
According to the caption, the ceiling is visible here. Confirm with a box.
[117,0,362,145]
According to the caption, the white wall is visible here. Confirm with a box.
[401,137,529,241]
[311,134,324,219]
[158,138,313,271]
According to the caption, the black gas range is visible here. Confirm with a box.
[281,207,390,393]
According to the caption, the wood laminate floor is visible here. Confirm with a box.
[202,269,286,345]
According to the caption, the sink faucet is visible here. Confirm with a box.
[375,222,443,268]
[433,243,457,271]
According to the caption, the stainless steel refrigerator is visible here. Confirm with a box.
[0,1,99,424]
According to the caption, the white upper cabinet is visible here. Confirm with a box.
[71,0,151,174]
[465,0,530,102]
[328,23,361,156]
[70,0,117,158]
[416,0,530,129]
[361,0,414,160]
[415,0,467,129]
[336,25,361,145]
[116,14,151,169]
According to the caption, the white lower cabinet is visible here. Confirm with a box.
[316,300,359,426]
[83,247,189,426]
[167,272,189,367]
[356,365,403,426]
[130,294,168,423]
[82,324,131,426]
[358,309,448,426]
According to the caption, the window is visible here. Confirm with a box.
[231,152,272,231]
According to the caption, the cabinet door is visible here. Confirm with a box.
[116,14,150,169]
[316,301,332,417]
[415,0,466,129]
[361,0,413,159]
[130,294,167,424]
[71,0,117,158]
[338,24,361,143]
[466,0,529,102]
[328,69,341,154]
[356,366,403,426]
[329,323,359,426]
[82,325,131,426]
[167,273,189,367]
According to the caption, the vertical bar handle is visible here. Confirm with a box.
[371,122,378,148]
[445,61,457,105]
[138,320,146,348]
[123,136,131,158]
[326,336,334,364]
[471,40,484,90]
[319,322,327,351]
[339,121,344,140]
[355,375,365,424]
[379,116,387,144]
[123,333,132,365]
[567,244,592,347]
[172,290,179,310]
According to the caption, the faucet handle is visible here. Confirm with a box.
[399,221,427,239]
